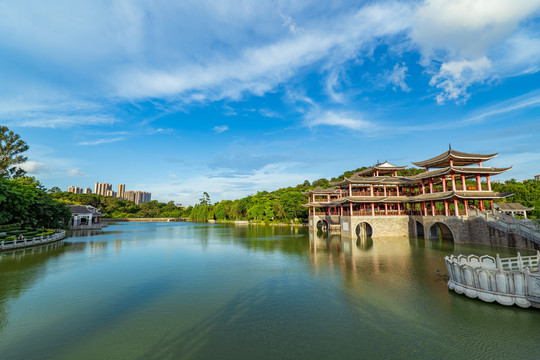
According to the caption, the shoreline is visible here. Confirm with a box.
[103,218,307,227]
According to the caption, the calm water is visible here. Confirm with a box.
[1,222,539,360]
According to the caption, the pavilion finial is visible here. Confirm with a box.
[449,143,452,151]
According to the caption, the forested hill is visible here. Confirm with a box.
[52,169,540,222]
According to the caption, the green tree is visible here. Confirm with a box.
[0,126,29,179]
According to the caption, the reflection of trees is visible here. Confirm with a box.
[0,241,86,334]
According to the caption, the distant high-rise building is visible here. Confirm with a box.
[106,189,117,197]
[67,186,84,194]
[118,184,125,199]
[535,175,540,181]
[124,190,135,202]
[94,182,112,196]
[85,188,92,194]
[134,191,151,205]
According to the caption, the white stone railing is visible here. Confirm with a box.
[468,209,540,242]
[445,252,540,308]
[0,230,66,251]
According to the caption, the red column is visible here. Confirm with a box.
[490,200,494,211]
[487,175,491,191]
[429,178,433,193]
[349,183,352,196]
[350,203,353,216]
[383,186,387,196]
[398,203,401,215]
[371,203,375,216]
[464,200,469,216]
[444,199,449,216]
[421,180,425,194]
[370,185,374,196]
[453,196,459,216]
[431,200,435,216]
[461,174,466,191]
[442,177,447,192]
[385,203,388,215]
[423,201,427,216]
[340,204,343,216]
[479,200,484,212]
[451,171,456,191]
[476,174,482,191]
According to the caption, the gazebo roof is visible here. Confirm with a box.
[68,205,102,215]
[494,203,534,212]
[412,148,498,168]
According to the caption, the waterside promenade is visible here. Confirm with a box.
[0,230,66,251]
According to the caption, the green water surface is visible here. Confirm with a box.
[0,222,539,359]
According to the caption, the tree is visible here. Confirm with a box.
[0,126,29,179]
[199,192,211,205]
[48,186,62,194]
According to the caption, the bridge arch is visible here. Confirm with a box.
[428,222,454,242]
[355,221,373,237]
[316,219,329,231]
[415,220,424,237]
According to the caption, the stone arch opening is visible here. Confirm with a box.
[428,222,454,242]
[415,221,424,237]
[355,222,373,237]
[316,219,329,231]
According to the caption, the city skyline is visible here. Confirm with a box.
[2,1,540,205]
[68,182,152,205]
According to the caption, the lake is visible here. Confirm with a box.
[1,222,539,359]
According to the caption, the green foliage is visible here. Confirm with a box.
[0,177,71,228]
[0,125,29,179]
[492,180,540,219]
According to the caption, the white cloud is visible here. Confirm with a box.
[78,137,124,146]
[19,161,48,174]
[68,169,86,176]
[410,0,540,103]
[306,110,374,131]
[429,57,492,104]
[113,2,412,100]
[384,62,410,92]
[146,161,319,205]
[212,125,229,133]
[466,89,540,123]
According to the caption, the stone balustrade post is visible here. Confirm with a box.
[496,254,502,269]
[517,252,523,271]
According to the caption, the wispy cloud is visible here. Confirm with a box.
[19,161,48,174]
[212,125,229,133]
[68,169,86,176]
[466,89,540,123]
[306,110,375,132]
[78,137,124,146]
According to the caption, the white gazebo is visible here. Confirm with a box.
[494,203,534,219]
[68,205,103,229]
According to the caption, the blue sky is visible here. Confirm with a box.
[2,0,540,205]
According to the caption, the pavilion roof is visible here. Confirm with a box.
[302,186,341,195]
[494,203,534,212]
[355,161,407,176]
[409,166,512,181]
[331,165,511,187]
[412,148,498,168]
[408,191,512,202]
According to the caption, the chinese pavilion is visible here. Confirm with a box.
[305,148,511,219]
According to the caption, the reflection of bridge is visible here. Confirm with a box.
[310,209,540,249]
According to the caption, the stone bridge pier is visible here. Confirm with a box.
[411,216,471,243]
